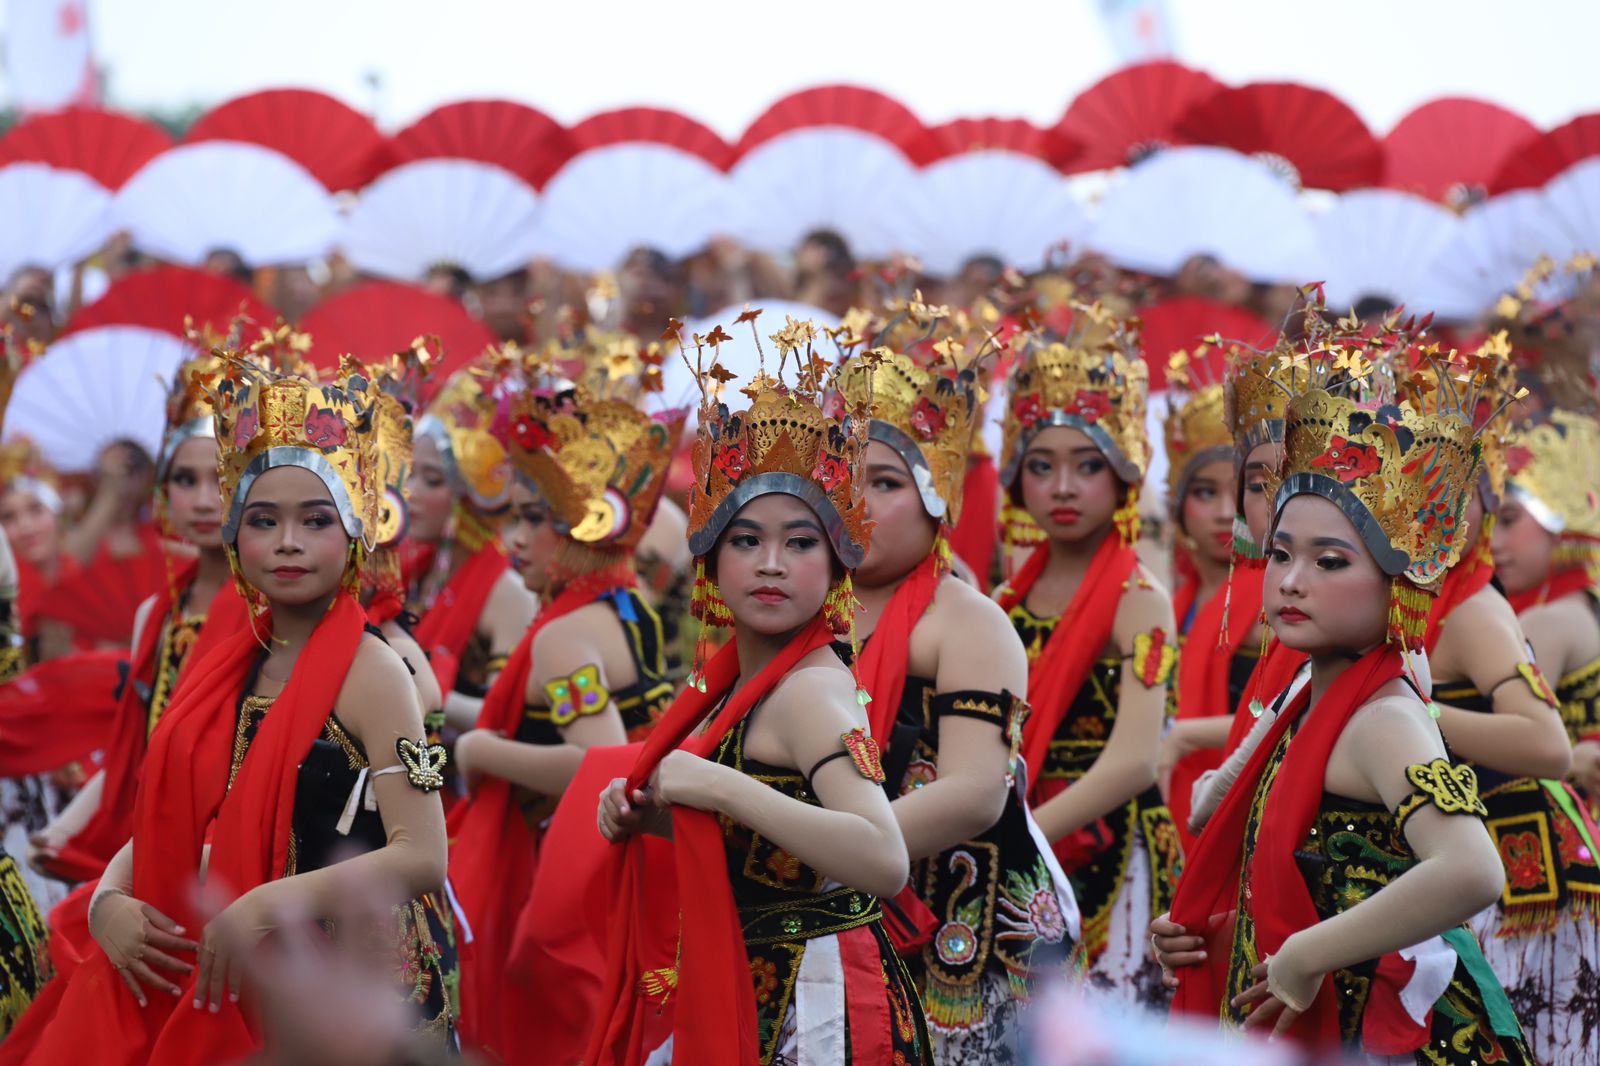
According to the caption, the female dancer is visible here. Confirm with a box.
[1160,342,1531,1063]
[993,304,1179,1006]
[448,338,682,1060]
[1156,352,1259,852]
[590,318,928,1065]
[407,364,537,728]
[841,325,1075,1063]
[3,357,454,1063]
[31,353,249,885]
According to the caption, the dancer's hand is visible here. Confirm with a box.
[24,828,65,878]
[1231,937,1320,1037]
[651,750,730,812]
[1149,912,1206,989]
[1573,740,1600,796]
[89,890,198,1006]
[598,777,657,841]
[194,884,278,1012]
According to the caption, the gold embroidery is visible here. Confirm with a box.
[323,715,367,770]
[544,663,610,726]
[1396,759,1487,844]
[395,737,448,792]
[841,727,886,783]
[948,696,1005,721]
[230,694,273,791]
[1517,662,1559,708]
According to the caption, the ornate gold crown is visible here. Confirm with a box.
[1163,349,1234,510]
[157,351,226,479]
[365,342,437,549]
[1505,409,1600,542]
[834,302,998,528]
[417,358,515,514]
[1000,302,1149,487]
[1276,334,1504,589]
[680,310,870,567]
[1491,254,1600,416]
[0,439,59,510]
[505,334,686,552]
[210,356,380,550]
[1391,330,1523,507]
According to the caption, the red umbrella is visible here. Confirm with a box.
[60,265,279,342]
[1382,98,1538,206]
[1053,60,1221,173]
[1174,82,1382,191]
[567,107,731,170]
[732,84,925,163]
[907,117,1081,172]
[185,88,393,192]
[1137,297,1277,391]
[390,99,576,190]
[1491,113,1600,193]
[0,107,172,190]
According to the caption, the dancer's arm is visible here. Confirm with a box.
[88,840,198,1004]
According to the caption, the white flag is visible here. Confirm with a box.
[4,0,98,112]
[1096,0,1175,62]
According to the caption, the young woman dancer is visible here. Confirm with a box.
[589,318,928,1065]
[993,305,1179,1006]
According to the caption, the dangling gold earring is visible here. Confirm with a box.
[1113,485,1142,547]
[687,557,732,692]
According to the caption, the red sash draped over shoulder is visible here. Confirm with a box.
[447,573,634,1060]
[3,595,368,1066]
[995,535,1139,794]
[587,616,836,1066]
[412,542,509,694]
[1170,647,1405,1050]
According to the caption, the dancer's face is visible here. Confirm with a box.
[856,441,938,588]
[406,435,454,543]
[1264,494,1390,655]
[1239,440,1282,550]
[0,487,59,568]
[1018,425,1121,545]
[234,466,351,606]
[503,479,563,595]
[1179,456,1236,568]
[1491,497,1557,596]
[713,493,836,637]
[165,437,224,551]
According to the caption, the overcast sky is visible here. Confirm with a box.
[1,0,1594,135]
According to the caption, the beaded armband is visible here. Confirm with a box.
[1394,758,1487,845]
[394,737,449,792]
[841,727,886,783]
[1129,628,1176,689]
[1516,662,1559,708]
[544,664,610,726]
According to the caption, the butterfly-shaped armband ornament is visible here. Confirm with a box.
[1404,758,1487,817]
[545,664,610,726]
[396,737,449,792]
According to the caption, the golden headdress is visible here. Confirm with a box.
[210,355,379,554]
[680,310,870,569]
[505,332,687,552]
[1000,301,1149,488]
[417,357,515,516]
[366,341,438,550]
[157,350,226,479]
[1505,409,1600,544]
[1162,348,1234,513]
[834,300,998,528]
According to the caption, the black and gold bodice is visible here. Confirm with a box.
[709,714,929,1065]
[888,674,1075,1028]
[146,608,205,736]
[0,593,26,685]
[1555,591,1600,752]
[232,634,457,1043]
[1224,724,1532,1064]
[515,588,673,750]
[1226,641,1261,719]
[1007,601,1180,964]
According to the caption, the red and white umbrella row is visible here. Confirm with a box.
[4,69,1600,316]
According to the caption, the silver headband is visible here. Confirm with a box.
[686,471,864,569]
[868,421,947,522]
[224,446,366,546]
[1274,472,1410,577]
[1505,482,1565,535]
[1002,412,1141,488]
[157,417,217,481]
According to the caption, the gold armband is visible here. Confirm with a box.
[1394,758,1486,843]
[1130,628,1176,689]
[545,664,610,726]
[395,737,448,792]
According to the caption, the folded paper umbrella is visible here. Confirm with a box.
[59,264,278,342]
[1174,81,1383,192]
[1491,113,1600,195]
[389,99,576,191]
[1315,189,1460,314]
[1053,60,1221,173]
[114,141,341,268]
[0,107,172,191]
[899,152,1089,277]
[184,87,393,192]
[1413,190,1567,322]
[907,117,1081,171]
[533,143,734,272]
[1137,297,1276,392]
[299,280,496,400]
[1087,146,1319,284]
[732,84,926,163]
[1540,156,1600,271]
[1381,98,1538,208]
[341,158,541,284]
[567,106,731,170]
[0,162,113,286]
[2,325,196,472]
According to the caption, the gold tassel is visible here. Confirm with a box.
[687,556,731,692]
[1386,577,1431,654]
[1113,484,1142,547]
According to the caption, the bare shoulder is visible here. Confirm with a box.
[1346,689,1444,752]
[345,633,415,692]
[488,568,537,613]
[338,633,422,729]
[767,648,861,727]
[1455,584,1521,637]
[529,603,614,666]
[1114,564,1175,637]
[930,575,1028,687]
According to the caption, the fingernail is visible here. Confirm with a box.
[170,987,181,996]
[1198,951,1207,959]
[174,925,186,934]
[192,999,202,1009]
[229,992,239,1003]
[209,1002,219,1013]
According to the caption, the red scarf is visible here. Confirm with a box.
[7,595,367,1066]
[412,542,509,694]
[1425,537,1496,655]
[996,535,1139,792]
[50,567,250,882]
[855,552,944,746]
[448,569,636,1060]
[1508,565,1597,615]
[36,524,170,648]
[1170,647,1407,1051]
[949,453,999,592]
[1221,637,1309,756]
[1170,557,1264,854]
[587,615,837,1066]
[0,651,121,778]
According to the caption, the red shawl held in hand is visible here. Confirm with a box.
[5,595,367,1066]
[448,571,636,1060]
[412,542,509,694]
[995,535,1139,794]
[51,565,251,883]
[587,615,837,1066]
[1170,646,1407,1051]
[1170,558,1265,854]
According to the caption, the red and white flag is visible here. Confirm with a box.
[4,0,98,113]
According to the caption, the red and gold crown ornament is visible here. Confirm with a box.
[1162,347,1234,515]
